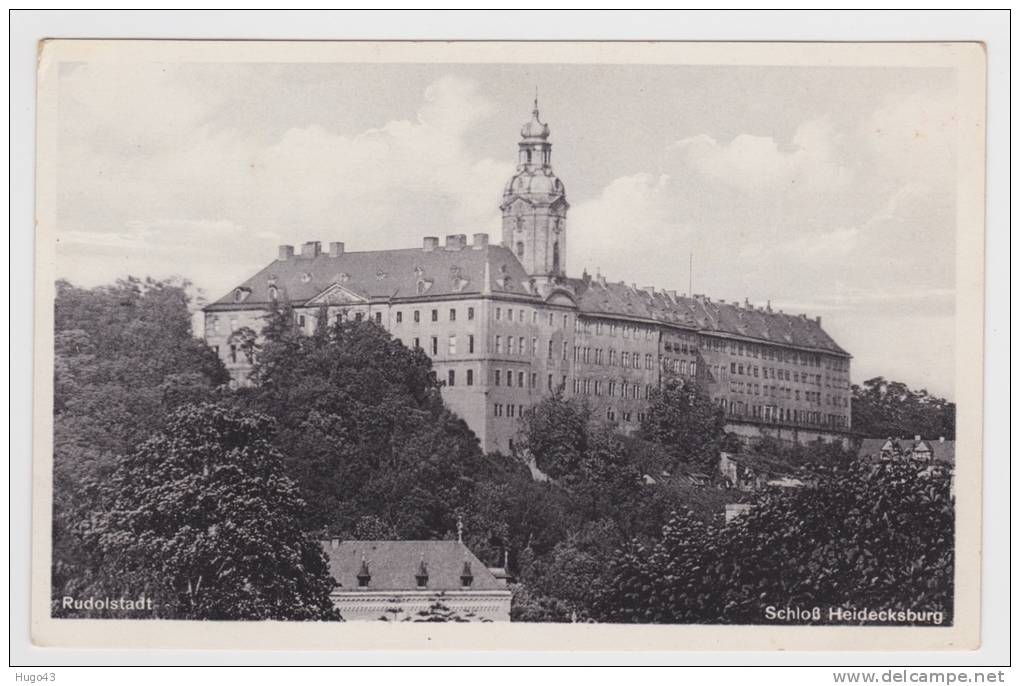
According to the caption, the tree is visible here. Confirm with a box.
[852,376,955,440]
[76,403,340,621]
[596,458,954,625]
[52,277,228,613]
[518,389,592,479]
[639,375,727,470]
[241,308,486,539]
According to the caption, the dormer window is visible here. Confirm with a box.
[357,557,371,589]
[460,561,474,589]
[267,285,278,301]
[233,287,251,303]
[516,241,524,258]
[415,556,429,589]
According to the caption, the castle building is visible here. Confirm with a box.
[204,100,853,453]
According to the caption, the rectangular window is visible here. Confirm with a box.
[548,340,554,359]
[298,314,306,328]
[430,336,438,356]
[561,375,567,390]
[229,344,238,363]
[508,404,515,418]
[448,334,456,355]
[547,374,553,391]
[374,312,382,325]
[396,311,403,324]
[494,403,502,417]
[562,342,568,361]
[496,307,501,321]
[494,369,501,386]
[519,337,526,356]
[495,335,502,353]
[431,309,438,322]
[413,337,421,349]
[354,312,364,322]
[518,371,525,387]
[532,337,538,356]
[468,335,475,354]
[448,370,455,386]
[518,310,524,323]
[507,309,513,322]
[449,308,456,321]
[508,337,515,355]
[506,370,513,386]
[467,307,475,321]
[467,369,474,386]
[413,310,420,324]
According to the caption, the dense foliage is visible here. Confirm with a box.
[51,278,956,625]
[595,459,954,625]
[238,305,489,540]
[852,376,955,440]
[52,278,228,613]
[639,376,728,471]
[76,404,340,620]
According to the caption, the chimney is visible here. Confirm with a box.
[665,289,677,300]
[329,241,345,258]
[423,236,439,252]
[445,234,467,251]
[815,315,822,325]
[472,233,489,249]
[300,241,321,259]
[914,435,921,442]
[278,245,294,261]
[582,269,591,285]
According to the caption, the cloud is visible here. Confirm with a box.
[668,118,852,197]
[56,75,512,299]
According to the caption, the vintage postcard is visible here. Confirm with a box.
[32,40,985,651]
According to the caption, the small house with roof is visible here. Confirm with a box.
[857,436,955,466]
[320,539,511,622]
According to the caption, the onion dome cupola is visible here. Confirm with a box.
[501,95,569,278]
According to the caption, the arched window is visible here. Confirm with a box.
[552,241,560,271]
[516,241,525,258]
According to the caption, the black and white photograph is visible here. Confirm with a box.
[27,37,988,654]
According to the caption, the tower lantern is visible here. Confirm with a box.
[501,96,569,278]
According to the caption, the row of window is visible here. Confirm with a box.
[395,306,476,325]
[573,346,658,370]
[400,334,476,357]
[726,362,826,386]
[605,408,644,423]
[493,403,527,418]
[718,399,849,428]
[575,318,655,341]
[571,378,653,400]
[495,306,570,329]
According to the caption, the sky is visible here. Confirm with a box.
[53,61,959,398]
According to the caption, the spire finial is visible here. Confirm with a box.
[457,516,464,543]
[534,86,539,114]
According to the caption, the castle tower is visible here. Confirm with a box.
[500,97,569,278]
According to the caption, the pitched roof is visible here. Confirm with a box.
[206,241,847,355]
[207,243,536,310]
[566,277,848,355]
[321,540,506,592]
[857,437,955,465]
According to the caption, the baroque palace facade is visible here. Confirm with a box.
[204,101,853,453]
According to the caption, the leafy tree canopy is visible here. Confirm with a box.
[852,376,955,440]
[76,403,340,621]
